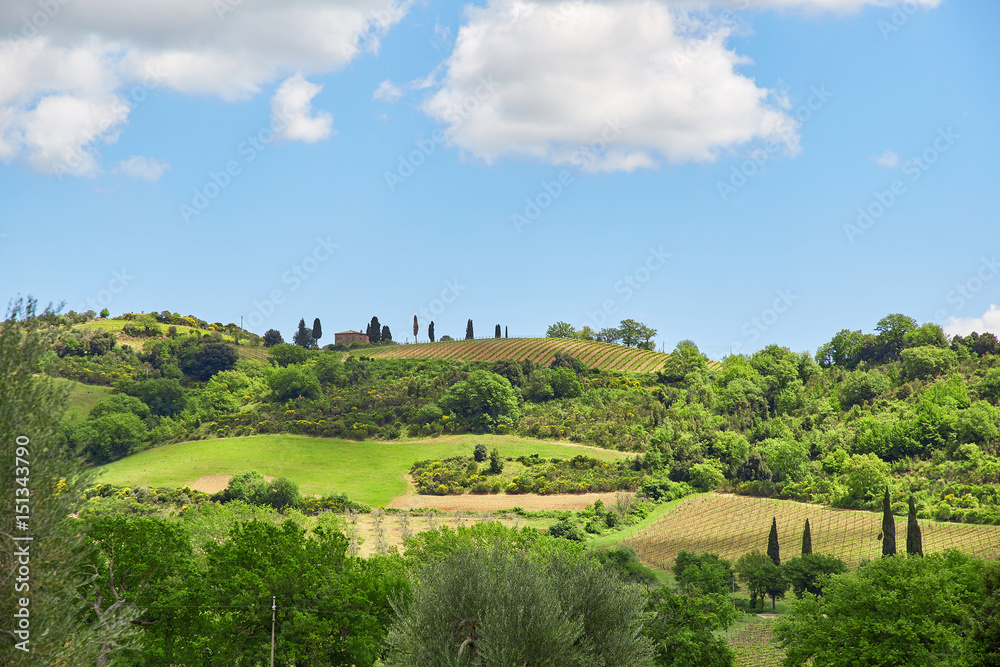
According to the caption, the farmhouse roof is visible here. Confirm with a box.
[336,330,365,335]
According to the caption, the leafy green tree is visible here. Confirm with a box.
[802,518,812,556]
[473,443,488,462]
[312,317,322,343]
[268,366,322,401]
[381,324,392,342]
[906,495,923,557]
[839,370,890,407]
[100,307,110,317]
[597,326,622,344]
[118,377,186,417]
[783,553,847,599]
[262,328,284,347]
[775,551,985,667]
[546,321,577,338]
[490,359,525,387]
[222,470,271,504]
[901,345,958,379]
[70,412,148,464]
[180,340,238,381]
[292,317,314,348]
[767,517,781,566]
[875,313,918,361]
[841,453,889,507]
[1,298,124,666]
[619,319,656,348]
[268,342,310,367]
[89,394,151,420]
[659,340,708,383]
[881,487,896,557]
[466,318,474,339]
[428,320,435,343]
[903,322,946,348]
[550,366,583,399]
[385,537,653,666]
[267,476,301,510]
[439,370,519,431]
[489,447,504,474]
[737,551,788,610]
[644,585,737,667]
[816,329,864,368]
[548,517,586,541]
[672,552,736,596]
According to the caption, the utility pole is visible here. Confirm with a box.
[270,596,276,667]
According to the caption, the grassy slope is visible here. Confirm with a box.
[361,338,723,373]
[57,378,114,424]
[95,433,629,507]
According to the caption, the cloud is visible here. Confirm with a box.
[374,80,404,103]
[944,304,1000,339]
[872,150,899,168]
[118,155,170,181]
[0,0,410,175]
[423,0,799,172]
[271,74,334,143]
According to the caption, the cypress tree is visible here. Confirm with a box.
[429,321,435,343]
[293,318,314,348]
[881,487,896,557]
[413,315,418,342]
[466,319,474,340]
[368,316,381,343]
[767,517,780,566]
[802,518,812,556]
[906,495,923,557]
[505,326,508,338]
[381,325,392,342]
[495,324,501,338]
[312,318,322,343]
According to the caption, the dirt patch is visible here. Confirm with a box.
[386,491,628,512]
[187,474,273,494]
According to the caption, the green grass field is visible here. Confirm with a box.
[95,434,629,506]
[56,378,114,423]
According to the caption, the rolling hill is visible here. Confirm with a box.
[361,337,722,373]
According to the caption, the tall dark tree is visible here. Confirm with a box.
[367,316,381,344]
[293,318,314,348]
[767,517,781,566]
[263,328,284,347]
[906,495,923,557]
[802,518,813,557]
[312,318,322,343]
[466,319,474,340]
[881,487,896,557]
[381,325,392,342]
[428,321,435,343]
[505,326,508,338]
[495,324,501,338]
[413,315,418,342]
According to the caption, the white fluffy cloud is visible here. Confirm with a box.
[373,80,404,103]
[424,0,800,171]
[872,150,900,168]
[118,155,170,181]
[271,74,334,143]
[944,304,1000,338]
[0,0,409,175]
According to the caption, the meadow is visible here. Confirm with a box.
[95,433,629,507]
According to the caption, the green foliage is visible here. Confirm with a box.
[774,551,986,667]
[465,318,474,340]
[292,317,314,348]
[71,411,149,463]
[439,370,519,431]
[546,321,577,338]
[89,393,151,420]
[767,516,781,565]
[548,516,586,541]
[223,470,271,505]
[386,532,653,666]
[904,322,947,348]
[978,368,1000,403]
[906,495,923,556]
[474,443,488,462]
[737,550,788,610]
[644,585,737,667]
[839,370,890,407]
[118,377,186,417]
[179,340,238,381]
[269,342,310,367]
[263,328,284,347]
[840,453,889,506]
[689,459,726,491]
[783,553,847,598]
[673,552,736,596]
[268,365,322,401]
[901,345,958,379]
[549,366,583,398]
[882,487,897,557]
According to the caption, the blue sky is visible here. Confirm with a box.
[1,0,997,359]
